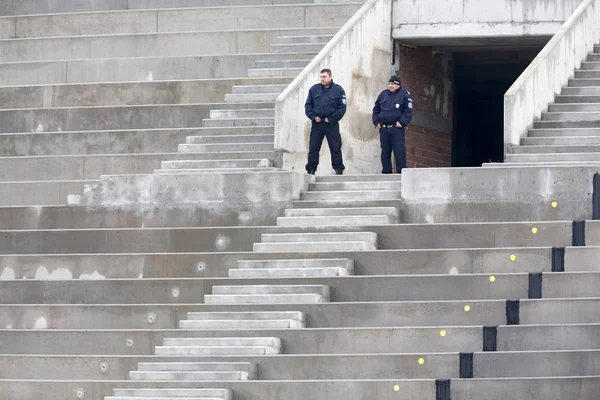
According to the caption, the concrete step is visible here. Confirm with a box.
[201,118,275,127]
[224,93,280,103]
[255,59,311,68]
[179,318,304,328]
[154,167,280,175]
[554,95,600,103]
[308,181,402,191]
[588,53,600,61]
[186,311,304,322]
[300,190,402,201]
[271,43,327,53]
[0,54,291,86]
[542,111,600,121]
[111,389,232,399]
[512,145,600,153]
[0,179,95,207]
[229,266,352,278]
[527,128,600,137]
[0,28,337,63]
[579,62,600,70]
[137,361,255,373]
[549,103,600,112]
[276,215,396,227]
[0,152,283,182]
[253,241,377,252]
[211,285,329,296]
[237,258,354,270]
[316,174,403,182]
[291,199,402,209]
[253,52,318,62]
[0,128,189,157]
[156,337,281,356]
[204,293,328,304]
[533,119,600,128]
[521,136,600,145]
[260,232,377,244]
[0,5,358,38]
[178,142,274,152]
[284,207,398,218]
[231,84,288,94]
[562,86,600,95]
[130,370,251,381]
[247,68,303,78]
[276,35,334,44]
[185,134,274,144]
[575,69,600,77]
[568,77,600,86]
[499,161,600,167]
[209,109,274,119]
[161,159,273,169]
[155,150,275,161]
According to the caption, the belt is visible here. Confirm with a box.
[382,124,398,128]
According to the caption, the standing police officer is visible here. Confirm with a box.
[305,69,347,175]
[372,75,413,174]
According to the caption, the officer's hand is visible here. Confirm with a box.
[376,123,381,129]
[324,117,329,124]
[314,116,322,123]
[396,122,402,128]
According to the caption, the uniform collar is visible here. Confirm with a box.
[321,80,334,89]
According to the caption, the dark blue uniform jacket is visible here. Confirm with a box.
[305,82,347,125]
[372,88,413,127]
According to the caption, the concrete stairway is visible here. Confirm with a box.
[4,1,600,400]
[0,2,358,207]
[492,42,600,167]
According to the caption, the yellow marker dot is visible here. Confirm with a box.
[464,305,471,312]
[552,201,558,208]
[532,227,538,234]
[440,330,447,337]
[393,384,400,392]
[418,358,425,365]
[510,254,517,262]
[489,276,496,283]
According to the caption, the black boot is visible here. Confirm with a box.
[335,169,344,175]
[307,170,316,175]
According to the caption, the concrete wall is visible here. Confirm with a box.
[393,0,583,43]
[275,0,392,174]
[397,45,453,168]
[504,0,600,148]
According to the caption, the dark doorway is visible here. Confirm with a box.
[452,50,541,167]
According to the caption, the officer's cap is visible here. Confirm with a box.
[388,76,401,86]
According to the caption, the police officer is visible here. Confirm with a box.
[305,68,347,175]
[372,75,413,174]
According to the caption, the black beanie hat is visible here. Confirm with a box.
[389,75,401,85]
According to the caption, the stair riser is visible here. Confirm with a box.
[179,319,304,329]
[276,36,333,44]
[277,215,396,226]
[210,110,275,119]
[284,207,398,217]
[271,44,326,53]
[186,135,274,144]
[179,143,274,152]
[225,93,280,103]
[232,85,288,94]
[202,119,275,127]
[204,294,327,304]
[261,232,377,243]
[253,242,377,252]
[248,68,303,78]
[186,312,304,321]
[228,267,352,278]
[255,60,311,68]
[237,259,353,270]
[308,182,403,191]
[129,371,250,380]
